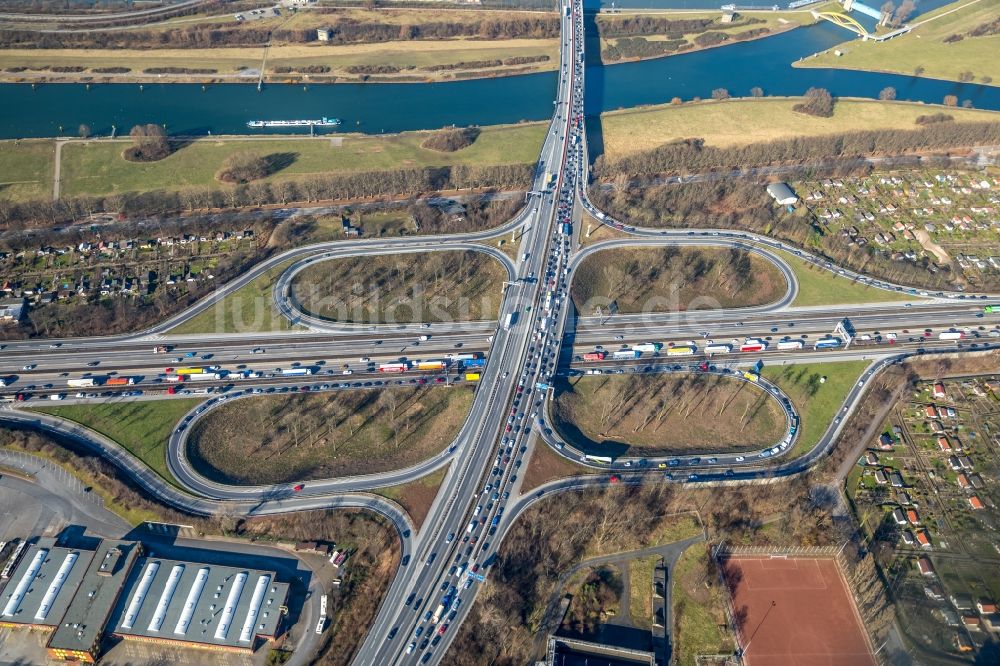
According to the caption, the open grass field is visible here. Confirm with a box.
[777,250,924,307]
[796,0,1000,87]
[0,38,559,84]
[187,386,474,484]
[552,373,787,457]
[762,360,870,457]
[167,259,301,335]
[373,466,448,530]
[290,249,507,323]
[32,398,203,487]
[0,139,54,202]
[672,542,735,666]
[571,246,787,314]
[56,123,544,199]
[723,556,876,666]
[597,98,1000,161]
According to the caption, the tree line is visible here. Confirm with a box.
[0,163,532,231]
[593,120,1000,179]
[0,15,561,49]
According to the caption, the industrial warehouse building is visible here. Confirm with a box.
[0,536,289,662]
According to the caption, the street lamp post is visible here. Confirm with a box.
[738,600,777,660]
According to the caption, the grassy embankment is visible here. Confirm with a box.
[763,360,871,457]
[795,0,1000,87]
[373,467,448,530]
[32,399,203,487]
[187,387,474,484]
[596,8,824,64]
[552,374,787,456]
[0,7,561,83]
[53,123,545,199]
[289,249,508,323]
[776,249,925,307]
[598,97,1000,161]
[168,259,302,335]
[570,246,788,314]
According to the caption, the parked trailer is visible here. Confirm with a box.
[67,378,96,388]
[583,352,606,361]
[105,377,136,386]
[633,342,663,354]
[776,340,804,350]
[612,349,640,360]
[939,331,964,340]
[379,363,409,373]
[280,367,314,376]
[465,373,481,381]
[740,340,768,352]
[667,346,695,356]
[814,337,843,349]
[704,344,732,354]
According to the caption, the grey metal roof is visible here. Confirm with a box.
[0,538,94,628]
[766,182,797,203]
[48,540,142,653]
[108,556,288,649]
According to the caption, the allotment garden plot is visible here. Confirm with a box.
[846,376,1000,661]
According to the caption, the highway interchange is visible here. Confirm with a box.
[1,0,1000,663]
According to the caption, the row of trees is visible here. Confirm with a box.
[0,163,532,231]
[0,15,560,49]
[592,120,1000,179]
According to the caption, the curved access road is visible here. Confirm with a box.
[539,366,800,470]
[567,236,799,312]
[164,384,465,499]
[273,242,516,334]
[0,406,415,546]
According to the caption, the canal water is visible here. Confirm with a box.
[0,0,995,138]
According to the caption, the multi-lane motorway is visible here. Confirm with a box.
[1,0,999,663]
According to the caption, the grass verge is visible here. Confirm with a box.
[167,259,300,335]
[777,249,924,307]
[372,466,448,531]
[597,98,1000,161]
[762,360,870,457]
[31,398,202,488]
[629,554,659,630]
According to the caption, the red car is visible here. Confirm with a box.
[610,475,620,484]
[292,484,305,492]
[438,624,448,636]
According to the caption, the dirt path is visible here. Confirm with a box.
[52,139,63,201]
[913,229,950,264]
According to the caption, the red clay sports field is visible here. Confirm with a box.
[722,556,876,666]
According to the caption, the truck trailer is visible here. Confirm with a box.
[503,312,518,330]
[633,342,663,354]
[776,340,804,350]
[612,349,640,360]
[280,367,314,376]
